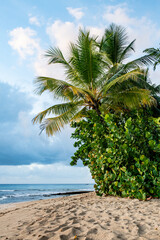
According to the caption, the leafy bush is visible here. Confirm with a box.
[71,111,160,200]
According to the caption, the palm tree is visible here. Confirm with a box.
[33,26,155,136]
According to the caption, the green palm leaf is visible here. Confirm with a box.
[144,47,160,70]
[32,101,84,124]
[104,88,155,110]
[45,46,84,87]
[40,105,84,135]
[101,23,134,64]
[125,55,156,69]
[119,39,136,62]
[35,76,88,101]
[70,107,88,121]
[69,29,103,89]
[45,47,68,65]
[104,69,144,92]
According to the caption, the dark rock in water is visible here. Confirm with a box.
[43,190,93,197]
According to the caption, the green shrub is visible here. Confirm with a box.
[71,111,160,200]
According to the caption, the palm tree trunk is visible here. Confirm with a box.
[93,104,106,125]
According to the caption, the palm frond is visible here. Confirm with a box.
[106,87,156,109]
[144,47,160,70]
[128,68,160,95]
[100,51,115,69]
[69,30,103,89]
[32,101,84,124]
[144,47,160,57]
[45,46,86,87]
[70,107,88,121]
[125,54,156,69]
[45,47,68,65]
[34,76,89,101]
[101,23,130,64]
[119,39,136,62]
[40,105,83,135]
[104,69,144,92]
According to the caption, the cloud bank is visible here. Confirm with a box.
[0,163,93,183]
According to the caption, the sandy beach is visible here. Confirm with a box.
[0,192,160,240]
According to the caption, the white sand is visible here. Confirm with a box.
[0,192,160,240]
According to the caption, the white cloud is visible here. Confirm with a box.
[0,163,94,184]
[67,7,84,20]
[29,16,40,26]
[8,27,40,59]
[46,20,79,58]
[103,4,133,26]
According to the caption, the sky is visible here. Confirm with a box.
[0,0,160,184]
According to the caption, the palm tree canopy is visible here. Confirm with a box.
[33,25,157,136]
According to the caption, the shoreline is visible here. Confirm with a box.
[0,191,93,210]
[0,192,160,239]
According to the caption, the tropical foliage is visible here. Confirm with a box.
[71,110,160,200]
[33,23,160,200]
[33,24,157,135]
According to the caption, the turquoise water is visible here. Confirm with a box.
[0,184,94,204]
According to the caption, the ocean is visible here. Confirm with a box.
[0,184,94,204]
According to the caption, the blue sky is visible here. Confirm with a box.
[0,0,160,183]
